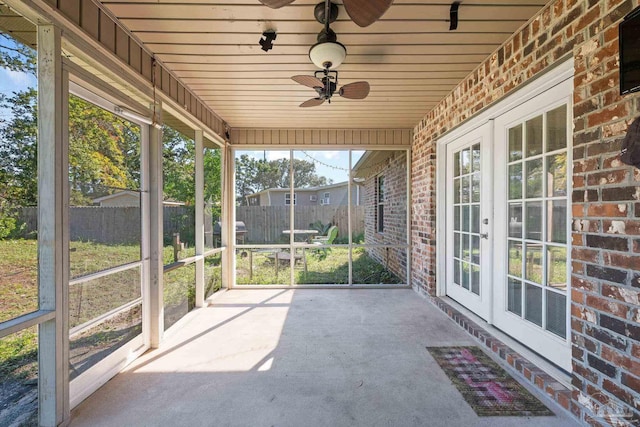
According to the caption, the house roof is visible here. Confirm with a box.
[247,181,348,198]
[352,151,395,179]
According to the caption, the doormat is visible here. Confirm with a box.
[427,346,553,417]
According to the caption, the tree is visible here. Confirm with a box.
[162,125,195,205]
[235,155,330,205]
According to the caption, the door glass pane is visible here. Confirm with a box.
[454,260,461,285]
[525,201,543,241]
[546,105,567,152]
[509,124,523,161]
[461,176,470,203]
[508,203,522,238]
[461,261,470,289]
[472,174,480,202]
[525,158,543,198]
[508,240,522,278]
[548,200,567,244]
[508,164,522,199]
[471,205,480,234]
[461,148,470,174]
[471,235,480,264]
[525,284,543,326]
[461,205,470,232]
[454,151,461,176]
[546,291,566,337]
[454,232,461,259]
[525,115,543,157]
[525,243,543,284]
[547,246,567,290]
[472,144,481,172]
[507,278,522,316]
[546,153,567,197]
[454,206,460,230]
[462,234,470,261]
[471,265,480,295]
[454,178,461,203]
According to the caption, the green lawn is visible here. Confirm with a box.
[236,247,403,285]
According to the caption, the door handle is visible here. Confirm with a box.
[480,233,489,240]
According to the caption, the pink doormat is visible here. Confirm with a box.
[427,346,554,417]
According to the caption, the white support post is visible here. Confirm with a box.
[37,24,69,426]
[405,148,412,286]
[140,124,152,348]
[222,145,234,289]
[149,103,164,348]
[195,130,205,307]
[348,150,353,285]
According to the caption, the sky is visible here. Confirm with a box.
[0,39,37,122]
[237,149,364,183]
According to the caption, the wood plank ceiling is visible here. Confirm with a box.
[102,1,545,129]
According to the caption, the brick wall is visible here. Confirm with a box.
[361,151,408,282]
[411,0,640,425]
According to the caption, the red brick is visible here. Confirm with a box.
[587,103,630,127]
[572,247,599,263]
[586,295,629,318]
[603,252,640,269]
[602,346,640,377]
[587,203,629,217]
[586,170,628,186]
[632,344,640,360]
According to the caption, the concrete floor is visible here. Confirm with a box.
[70,289,580,427]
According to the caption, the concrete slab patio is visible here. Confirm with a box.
[70,289,580,427]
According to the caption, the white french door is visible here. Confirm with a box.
[445,122,492,321]
[492,83,572,371]
[440,65,573,371]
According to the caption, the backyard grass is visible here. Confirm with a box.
[236,247,403,285]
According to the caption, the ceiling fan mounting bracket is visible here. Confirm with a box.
[314,1,339,25]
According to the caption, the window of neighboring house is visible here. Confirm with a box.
[376,176,385,232]
[323,192,330,205]
[285,193,297,205]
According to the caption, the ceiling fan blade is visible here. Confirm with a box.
[339,81,370,99]
[258,0,296,8]
[300,98,325,107]
[343,0,393,27]
[292,75,324,89]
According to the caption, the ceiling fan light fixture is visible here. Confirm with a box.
[309,40,346,70]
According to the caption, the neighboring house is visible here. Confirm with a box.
[246,181,361,206]
[352,151,408,282]
[93,190,185,207]
[92,190,140,207]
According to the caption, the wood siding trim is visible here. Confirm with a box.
[230,129,412,146]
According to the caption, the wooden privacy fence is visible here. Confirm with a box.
[235,205,364,244]
[19,206,199,245]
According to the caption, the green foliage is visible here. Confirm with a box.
[0,34,36,75]
[235,154,331,205]
[163,126,195,205]
[309,219,332,235]
[68,95,142,204]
